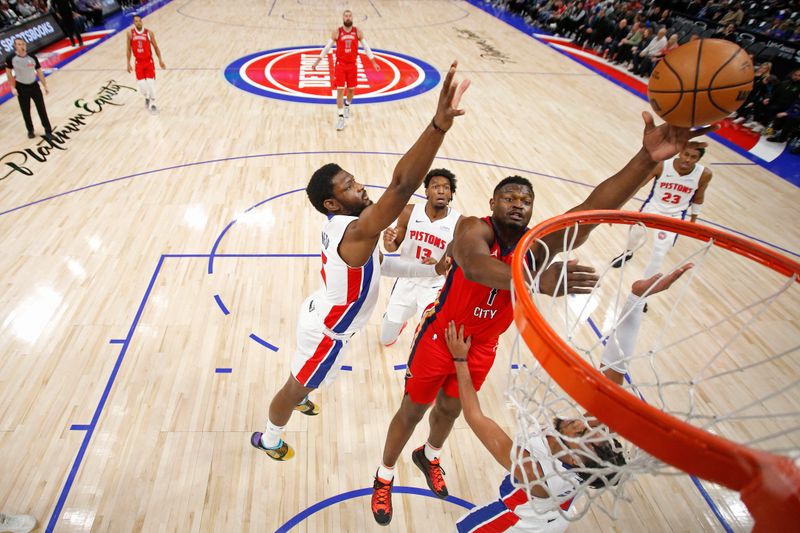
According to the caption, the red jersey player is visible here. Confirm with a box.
[312,9,380,131]
[126,14,166,114]
[370,112,718,526]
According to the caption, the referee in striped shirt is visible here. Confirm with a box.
[5,37,53,140]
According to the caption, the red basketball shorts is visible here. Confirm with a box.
[335,60,358,88]
[404,325,498,405]
[135,59,155,80]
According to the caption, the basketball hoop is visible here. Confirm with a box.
[509,210,800,531]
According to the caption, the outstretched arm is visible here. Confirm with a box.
[601,264,693,385]
[689,168,712,223]
[346,62,469,242]
[454,216,599,294]
[540,112,718,256]
[446,322,549,497]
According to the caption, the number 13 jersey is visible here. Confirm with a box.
[399,203,460,289]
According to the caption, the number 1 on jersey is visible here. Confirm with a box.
[416,247,432,260]
[487,288,498,306]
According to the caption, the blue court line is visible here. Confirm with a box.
[393,363,407,370]
[2,150,794,258]
[109,338,125,344]
[215,368,233,374]
[69,425,91,431]
[340,365,353,371]
[47,254,165,532]
[249,333,279,352]
[213,294,230,315]
[275,485,474,532]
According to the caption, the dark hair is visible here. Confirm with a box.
[13,37,24,44]
[685,143,706,159]
[553,418,627,489]
[424,168,457,194]
[493,175,534,197]
[307,163,342,215]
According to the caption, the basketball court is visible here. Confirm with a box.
[0,1,798,531]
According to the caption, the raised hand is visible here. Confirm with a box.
[382,227,398,251]
[641,111,718,162]
[433,61,470,132]
[538,259,599,296]
[631,263,693,297]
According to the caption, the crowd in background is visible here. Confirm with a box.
[492,0,800,151]
[1,0,108,35]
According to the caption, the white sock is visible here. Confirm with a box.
[137,79,148,99]
[261,420,284,449]
[377,463,395,482]
[145,78,156,102]
[424,442,441,462]
[338,109,344,117]
[297,395,308,406]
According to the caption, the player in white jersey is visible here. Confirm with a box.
[611,142,712,279]
[250,62,470,461]
[446,265,692,532]
[380,168,462,347]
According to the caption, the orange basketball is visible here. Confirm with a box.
[648,38,754,128]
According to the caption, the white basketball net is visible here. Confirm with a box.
[507,217,800,522]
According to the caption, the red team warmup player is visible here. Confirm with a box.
[126,14,166,114]
[313,9,380,131]
[371,111,718,526]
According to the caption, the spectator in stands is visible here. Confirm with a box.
[0,1,20,26]
[719,2,745,27]
[556,1,587,38]
[611,21,643,64]
[580,9,615,49]
[16,0,36,18]
[630,26,667,76]
[76,0,103,26]
[713,23,739,41]
[685,0,703,17]
[748,69,800,133]
[767,98,800,146]
[603,17,630,57]
[735,73,779,128]
[31,0,48,15]
[52,0,83,47]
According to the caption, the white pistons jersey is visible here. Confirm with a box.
[312,215,382,337]
[641,157,704,217]
[398,203,460,288]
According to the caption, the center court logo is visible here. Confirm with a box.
[224,46,441,104]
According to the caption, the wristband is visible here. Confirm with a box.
[431,118,447,133]
[453,357,467,362]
